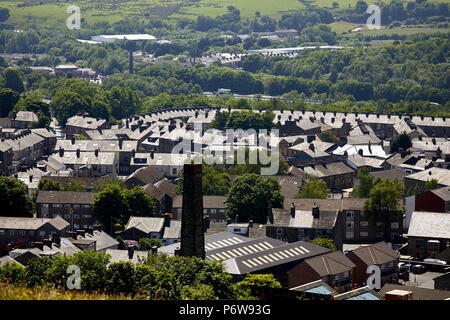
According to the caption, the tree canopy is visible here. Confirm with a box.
[226,174,284,223]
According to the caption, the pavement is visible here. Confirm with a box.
[400,271,442,289]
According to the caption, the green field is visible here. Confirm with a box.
[1,0,449,28]
[343,25,449,37]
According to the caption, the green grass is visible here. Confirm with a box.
[343,25,450,37]
[2,0,450,28]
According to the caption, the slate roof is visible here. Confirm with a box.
[78,230,119,251]
[125,165,164,188]
[66,115,106,129]
[206,237,285,262]
[173,195,226,209]
[55,140,137,152]
[125,216,165,234]
[0,216,69,231]
[407,211,450,239]
[35,191,95,204]
[405,168,450,186]
[50,151,116,166]
[285,198,367,212]
[223,240,331,275]
[289,209,339,229]
[105,249,149,264]
[162,220,181,239]
[303,162,354,178]
[430,187,450,201]
[158,231,251,255]
[304,251,356,276]
[347,242,399,266]
[14,111,38,122]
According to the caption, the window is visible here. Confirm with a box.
[376,232,384,238]
[360,232,368,237]
[391,222,399,229]
[219,209,225,213]
[233,228,241,232]
[65,214,70,219]
[19,230,25,236]
[346,222,354,228]
[73,204,80,209]
[81,204,91,209]
[42,204,48,208]
[29,231,34,236]
[277,228,283,235]
[203,209,208,214]
[39,231,45,237]
[210,209,217,214]
[53,204,62,208]
[346,231,354,239]
[334,274,340,281]
[172,168,177,175]
[360,221,369,227]
[344,271,349,278]
[74,224,79,229]
[74,214,79,219]
[64,204,71,209]
[376,222,383,227]
[346,211,354,218]
[10,230,14,235]
[0,230,5,235]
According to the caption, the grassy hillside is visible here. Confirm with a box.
[2,0,448,28]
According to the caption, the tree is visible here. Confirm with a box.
[139,238,162,250]
[226,174,284,223]
[318,130,339,144]
[93,184,129,234]
[424,178,439,191]
[310,238,336,251]
[177,164,231,196]
[390,132,412,153]
[0,8,10,23]
[93,185,155,234]
[237,274,282,291]
[0,177,34,217]
[4,68,24,93]
[297,178,330,199]
[61,179,84,192]
[355,0,368,13]
[0,88,20,117]
[352,168,380,198]
[363,178,404,242]
[124,187,155,218]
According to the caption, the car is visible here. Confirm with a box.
[399,263,412,272]
[411,264,426,274]
[423,259,447,265]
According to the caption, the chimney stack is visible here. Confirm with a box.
[203,215,210,232]
[164,213,171,228]
[309,143,315,152]
[312,203,320,219]
[267,202,274,224]
[119,138,123,149]
[59,147,64,157]
[76,149,80,158]
[71,137,75,145]
[291,202,296,218]
[95,149,99,157]
[128,245,135,260]
[180,164,205,259]
[226,217,232,225]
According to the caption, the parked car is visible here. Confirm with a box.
[399,263,412,272]
[423,259,447,265]
[412,264,426,274]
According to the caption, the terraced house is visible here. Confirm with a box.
[35,190,99,231]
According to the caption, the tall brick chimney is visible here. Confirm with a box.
[180,164,205,259]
